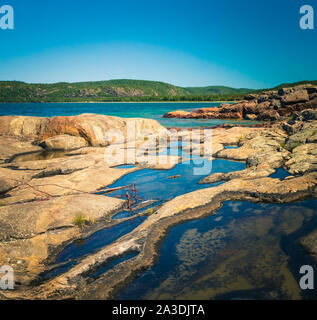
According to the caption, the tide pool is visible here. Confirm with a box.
[117,199,317,300]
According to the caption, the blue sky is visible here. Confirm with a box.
[0,0,316,88]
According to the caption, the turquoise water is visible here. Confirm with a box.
[0,102,259,128]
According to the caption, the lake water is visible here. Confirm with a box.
[0,102,259,128]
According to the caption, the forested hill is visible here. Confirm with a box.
[184,85,251,96]
[0,79,252,102]
[0,79,316,102]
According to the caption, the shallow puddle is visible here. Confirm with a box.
[113,164,137,169]
[104,158,246,202]
[89,251,139,280]
[117,199,317,300]
[269,168,292,181]
[10,150,69,163]
[56,216,146,264]
[39,216,147,281]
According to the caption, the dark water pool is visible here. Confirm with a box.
[117,199,317,300]
[9,150,69,163]
[38,216,147,281]
[89,251,139,280]
[56,216,146,265]
[269,168,292,181]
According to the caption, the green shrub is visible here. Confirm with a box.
[147,208,154,214]
[280,142,286,149]
[288,142,302,152]
[73,213,94,228]
[280,141,302,152]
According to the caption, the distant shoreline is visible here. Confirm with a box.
[0,101,237,104]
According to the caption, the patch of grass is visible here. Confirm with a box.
[73,213,94,228]
[237,135,245,145]
[281,141,302,152]
[0,202,6,207]
[280,142,286,149]
[288,142,302,152]
[146,207,154,214]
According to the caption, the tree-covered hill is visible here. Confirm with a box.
[0,79,316,102]
[184,85,251,96]
[0,79,253,102]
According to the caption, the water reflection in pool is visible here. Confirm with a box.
[117,199,317,300]
[10,150,69,163]
[105,158,246,202]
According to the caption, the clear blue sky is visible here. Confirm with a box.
[1,0,316,88]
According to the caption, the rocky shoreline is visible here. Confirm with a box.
[163,84,317,122]
[0,105,316,299]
